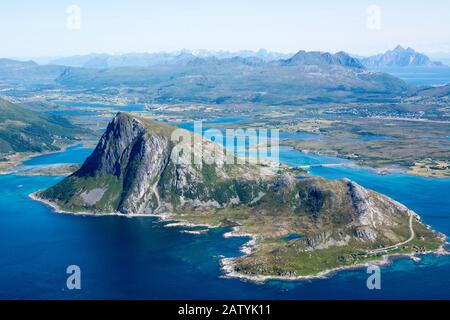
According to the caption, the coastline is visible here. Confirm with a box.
[29,192,449,284]
[285,144,449,179]
[219,230,449,283]
[29,191,220,228]
[0,142,87,176]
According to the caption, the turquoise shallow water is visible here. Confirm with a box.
[23,145,93,166]
[0,135,449,299]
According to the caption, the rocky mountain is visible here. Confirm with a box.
[55,50,410,104]
[37,113,443,277]
[35,112,418,221]
[38,113,271,214]
[0,97,86,154]
[362,45,445,68]
[279,51,364,69]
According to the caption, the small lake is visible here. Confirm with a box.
[282,234,302,241]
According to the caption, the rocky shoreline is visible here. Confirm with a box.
[29,192,449,283]
[219,230,449,283]
[0,142,85,176]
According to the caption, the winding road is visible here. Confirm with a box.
[368,212,415,255]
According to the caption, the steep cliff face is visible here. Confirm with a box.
[76,112,148,177]
[38,113,440,249]
[39,113,271,214]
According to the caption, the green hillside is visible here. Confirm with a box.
[0,97,86,154]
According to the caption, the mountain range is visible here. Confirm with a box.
[54,50,409,104]
[26,46,446,69]
[45,49,293,68]
[2,46,447,104]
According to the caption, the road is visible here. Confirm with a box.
[368,212,415,255]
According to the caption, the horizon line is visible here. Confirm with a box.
[5,45,446,63]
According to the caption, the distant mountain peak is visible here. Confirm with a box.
[393,44,405,51]
[362,46,445,67]
[392,45,416,54]
[281,50,365,69]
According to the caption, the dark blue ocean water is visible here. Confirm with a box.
[0,139,449,299]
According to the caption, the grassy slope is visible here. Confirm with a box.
[167,176,443,277]
[0,97,85,154]
[176,206,442,277]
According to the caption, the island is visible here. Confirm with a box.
[32,113,447,280]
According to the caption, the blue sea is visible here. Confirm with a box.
[1,143,450,299]
[374,66,450,86]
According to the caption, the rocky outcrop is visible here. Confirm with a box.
[39,113,272,214]
[281,51,365,69]
[346,178,392,228]
[76,113,147,177]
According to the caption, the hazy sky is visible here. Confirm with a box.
[2,0,450,58]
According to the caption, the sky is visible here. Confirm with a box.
[1,0,450,58]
